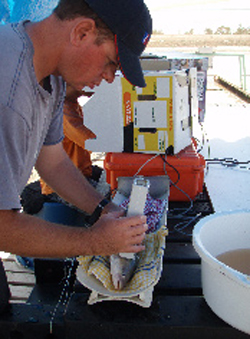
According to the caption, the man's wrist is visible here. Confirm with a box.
[87,198,110,225]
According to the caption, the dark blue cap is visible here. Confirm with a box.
[85,0,152,87]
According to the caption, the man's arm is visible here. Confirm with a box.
[0,209,147,258]
[35,142,116,215]
[0,142,148,259]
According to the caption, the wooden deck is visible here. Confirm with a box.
[0,253,35,303]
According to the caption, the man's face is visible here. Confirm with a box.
[59,33,118,92]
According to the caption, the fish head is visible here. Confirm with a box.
[110,254,138,290]
[111,272,127,290]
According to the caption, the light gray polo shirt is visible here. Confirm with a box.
[0,21,65,210]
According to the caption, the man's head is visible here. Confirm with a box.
[54,0,152,87]
[53,0,114,46]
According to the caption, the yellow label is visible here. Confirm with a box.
[121,75,174,153]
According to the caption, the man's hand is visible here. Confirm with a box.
[86,211,148,256]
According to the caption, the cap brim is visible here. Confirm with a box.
[117,38,146,88]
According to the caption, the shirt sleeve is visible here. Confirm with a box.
[43,107,64,146]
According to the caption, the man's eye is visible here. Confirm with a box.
[108,60,119,70]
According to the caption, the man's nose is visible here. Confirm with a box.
[103,66,116,84]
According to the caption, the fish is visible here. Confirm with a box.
[110,253,139,290]
[110,177,149,290]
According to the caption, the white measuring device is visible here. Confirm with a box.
[120,177,150,259]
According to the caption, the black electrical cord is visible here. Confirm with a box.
[160,154,181,185]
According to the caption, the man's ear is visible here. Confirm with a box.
[70,18,96,47]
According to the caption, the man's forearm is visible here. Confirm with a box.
[0,210,91,258]
[0,210,147,258]
[36,143,105,214]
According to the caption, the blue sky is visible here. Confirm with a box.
[144,0,250,34]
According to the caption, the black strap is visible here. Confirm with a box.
[87,198,110,225]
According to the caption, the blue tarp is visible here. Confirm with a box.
[0,0,59,24]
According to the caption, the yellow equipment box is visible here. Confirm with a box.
[84,70,192,154]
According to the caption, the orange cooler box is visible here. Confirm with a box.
[104,144,206,201]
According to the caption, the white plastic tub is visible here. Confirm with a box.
[193,210,250,335]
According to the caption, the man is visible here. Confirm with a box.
[40,84,99,197]
[0,0,152,264]
[16,85,102,270]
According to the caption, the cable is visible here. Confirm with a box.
[205,158,250,173]
[169,181,194,216]
[170,213,202,237]
[160,154,194,216]
[160,154,180,185]
[206,157,250,166]
[133,153,161,177]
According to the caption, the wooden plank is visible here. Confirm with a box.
[1,254,35,302]
[9,285,33,301]
[63,294,250,339]
[9,299,27,304]
[6,272,35,286]
[3,260,34,273]
[164,242,200,263]
[0,297,248,339]
[156,263,202,295]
